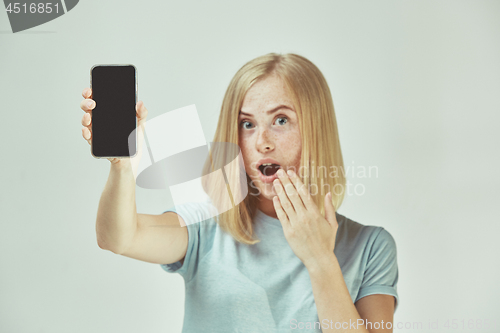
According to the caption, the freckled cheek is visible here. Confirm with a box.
[279,133,302,168]
[278,132,301,151]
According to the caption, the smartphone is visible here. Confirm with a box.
[90,64,138,158]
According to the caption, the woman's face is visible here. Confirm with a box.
[238,73,302,209]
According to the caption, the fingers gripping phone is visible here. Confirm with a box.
[90,64,138,158]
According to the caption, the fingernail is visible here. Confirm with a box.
[277,169,284,176]
[287,170,294,177]
[88,101,93,108]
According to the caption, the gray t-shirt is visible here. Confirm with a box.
[160,200,399,333]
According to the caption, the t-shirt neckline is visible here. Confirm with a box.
[255,208,283,227]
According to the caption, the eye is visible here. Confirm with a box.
[275,116,288,126]
[240,120,254,129]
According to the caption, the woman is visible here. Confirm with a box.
[81,53,399,333]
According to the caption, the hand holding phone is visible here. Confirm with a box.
[80,87,148,174]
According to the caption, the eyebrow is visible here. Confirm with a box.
[239,104,295,117]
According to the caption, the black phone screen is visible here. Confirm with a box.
[90,65,137,158]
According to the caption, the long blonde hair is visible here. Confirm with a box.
[201,53,346,245]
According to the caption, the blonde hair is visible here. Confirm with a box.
[201,53,346,245]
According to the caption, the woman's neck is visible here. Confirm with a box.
[258,197,278,219]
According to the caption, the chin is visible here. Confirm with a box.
[257,182,277,201]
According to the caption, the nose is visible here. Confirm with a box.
[256,127,275,153]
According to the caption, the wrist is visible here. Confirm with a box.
[305,252,339,276]
[109,160,135,180]
[110,159,132,171]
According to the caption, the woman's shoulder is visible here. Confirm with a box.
[164,199,220,227]
[335,212,397,252]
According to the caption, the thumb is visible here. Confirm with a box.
[136,101,148,127]
[324,192,337,225]
[135,101,148,155]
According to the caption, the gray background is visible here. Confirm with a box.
[1,0,499,332]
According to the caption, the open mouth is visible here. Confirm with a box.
[259,163,281,176]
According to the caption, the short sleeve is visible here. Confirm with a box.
[159,201,217,283]
[356,227,400,313]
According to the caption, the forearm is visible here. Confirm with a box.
[306,254,369,333]
[96,163,138,253]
